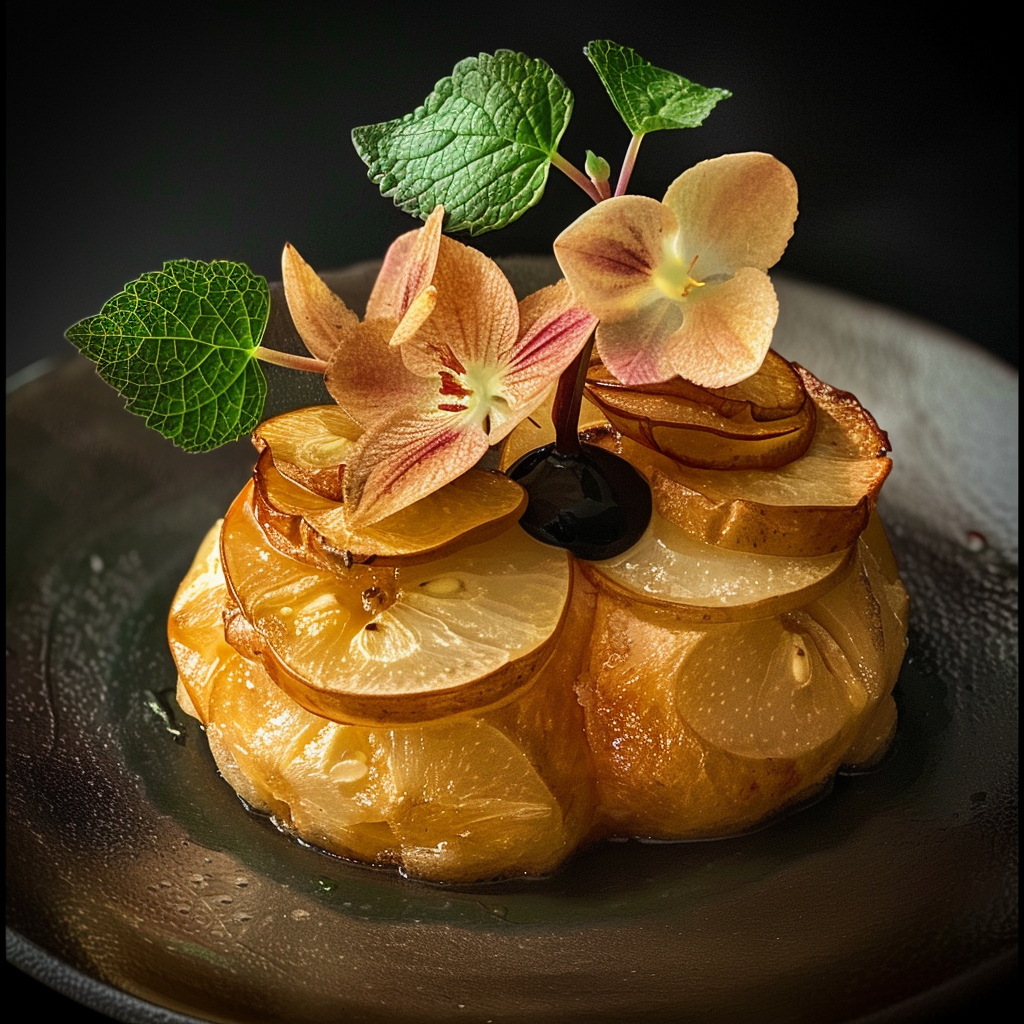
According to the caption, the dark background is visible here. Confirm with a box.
[5,3,1018,379]
[6,1,1017,1020]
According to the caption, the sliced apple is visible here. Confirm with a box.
[252,448,527,569]
[252,405,361,500]
[170,522,597,881]
[583,509,853,623]
[219,481,573,724]
[594,366,891,557]
[584,350,816,470]
[577,516,907,838]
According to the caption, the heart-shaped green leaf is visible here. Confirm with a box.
[585,40,730,137]
[352,50,573,235]
[66,259,270,452]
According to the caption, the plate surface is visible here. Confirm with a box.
[7,260,1018,1023]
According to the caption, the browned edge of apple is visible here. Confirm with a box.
[583,351,818,470]
[584,384,817,470]
[579,540,858,625]
[251,405,361,501]
[219,483,576,726]
[252,448,528,570]
[649,470,876,557]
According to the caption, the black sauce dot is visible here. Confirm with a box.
[507,443,652,560]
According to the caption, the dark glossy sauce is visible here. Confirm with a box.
[507,443,652,560]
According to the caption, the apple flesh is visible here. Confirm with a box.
[219,482,573,725]
[577,513,908,839]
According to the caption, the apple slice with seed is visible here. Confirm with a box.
[594,366,891,557]
[253,447,527,568]
[220,481,572,724]
[169,519,597,881]
[578,514,908,838]
[584,350,816,470]
[252,405,360,500]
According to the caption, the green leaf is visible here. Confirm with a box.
[65,259,270,452]
[585,40,730,137]
[352,50,573,235]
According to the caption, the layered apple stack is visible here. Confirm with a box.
[169,351,907,882]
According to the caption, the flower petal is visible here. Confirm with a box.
[281,243,360,361]
[343,408,489,526]
[365,205,444,321]
[662,153,798,279]
[596,298,684,384]
[658,268,780,387]
[325,320,429,430]
[553,196,676,321]
[399,235,519,376]
[390,285,438,347]
[487,280,597,442]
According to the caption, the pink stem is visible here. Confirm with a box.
[255,347,328,374]
[614,134,643,197]
[550,152,603,205]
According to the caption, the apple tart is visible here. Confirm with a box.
[169,352,907,882]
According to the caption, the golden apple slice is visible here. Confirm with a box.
[578,516,908,838]
[170,523,596,881]
[252,448,527,568]
[252,405,360,500]
[596,366,891,556]
[583,509,853,623]
[584,350,816,470]
[219,482,572,724]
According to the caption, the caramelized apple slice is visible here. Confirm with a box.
[584,509,853,622]
[578,516,908,838]
[170,521,596,881]
[596,366,891,556]
[253,448,527,568]
[252,405,360,500]
[584,350,816,470]
[220,482,572,724]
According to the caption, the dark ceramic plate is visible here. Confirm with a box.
[7,260,1018,1023]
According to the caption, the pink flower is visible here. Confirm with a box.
[553,152,798,388]
[283,207,596,525]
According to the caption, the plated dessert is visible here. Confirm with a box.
[69,42,908,883]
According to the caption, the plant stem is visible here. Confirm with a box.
[255,347,328,374]
[614,133,644,197]
[550,152,603,205]
[552,330,596,455]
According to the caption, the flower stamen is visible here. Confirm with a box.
[433,343,467,376]
[681,254,705,298]
[439,371,472,398]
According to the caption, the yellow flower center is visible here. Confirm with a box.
[652,253,706,303]
[437,359,511,436]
